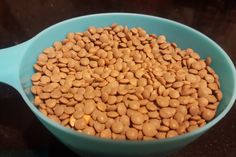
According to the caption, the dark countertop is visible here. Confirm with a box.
[0,0,236,156]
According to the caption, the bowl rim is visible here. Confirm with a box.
[20,12,236,145]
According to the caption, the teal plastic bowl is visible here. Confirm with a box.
[0,13,235,157]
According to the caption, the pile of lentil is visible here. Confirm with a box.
[31,24,223,140]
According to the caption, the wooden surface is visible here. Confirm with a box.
[0,0,236,156]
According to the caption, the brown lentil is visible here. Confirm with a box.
[142,123,157,137]
[126,128,138,140]
[111,121,124,134]
[32,24,222,140]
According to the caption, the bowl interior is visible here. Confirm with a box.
[20,13,235,116]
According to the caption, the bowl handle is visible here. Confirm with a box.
[0,40,32,90]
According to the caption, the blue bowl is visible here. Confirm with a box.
[0,13,235,157]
